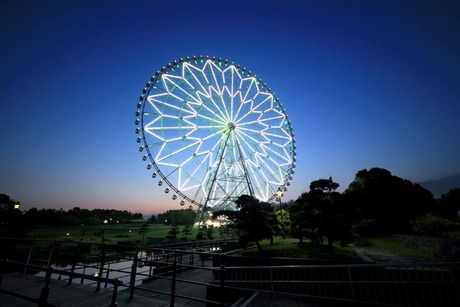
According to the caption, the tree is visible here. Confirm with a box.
[439,188,460,220]
[310,177,339,192]
[138,222,149,240]
[0,194,25,237]
[156,209,196,225]
[411,214,451,238]
[196,225,207,240]
[275,208,290,237]
[345,168,435,234]
[206,225,215,240]
[182,224,192,240]
[290,178,354,248]
[234,195,275,251]
[147,215,157,224]
[166,224,178,241]
[219,225,225,238]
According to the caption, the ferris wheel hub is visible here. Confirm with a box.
[227,122,236,130]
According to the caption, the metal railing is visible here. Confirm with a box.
[0,259,122,307]
[220,262,460,306]
[1,239,460,306]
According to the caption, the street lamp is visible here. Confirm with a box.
[276,188,285,239]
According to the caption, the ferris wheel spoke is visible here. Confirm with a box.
[234,129,266,151]
[233,100,251,124]
[199,97,228,123]
[156,140,201,163]
[203,60,223,94]
[180,151,212,190]
[162,165,181,181]
[237,127,270,141]
[227,68,236,119]
[207,89,229,122]
[148,97,196,116]
[218,90,231,122]
[237,138,285,186]
[240,77,257,102]
[144,130,165,142]
[255,153,284,184]
[262,131,292,141]
[260,143,291,164]
[235,93,274,125]
[162,74,201,104]
[190,112,225,125]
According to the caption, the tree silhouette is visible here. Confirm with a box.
[439,188,460,220]
[182,224,192,240]
[234,195,275,251]
[309,177,339,192]
[290,178,353,247]
[345,168,435,234]
[166,224,178,241]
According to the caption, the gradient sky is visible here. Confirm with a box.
[1,0,459,214]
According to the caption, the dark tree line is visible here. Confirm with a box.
[345,168,435,234]
[226,168,460,249]
[151,208,196,225]
[291,168,460,241]
[0,196,143,227]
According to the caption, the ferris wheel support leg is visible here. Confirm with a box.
[234,136,255,197]
[196,131,232,226]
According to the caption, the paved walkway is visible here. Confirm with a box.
[0,273,176,306]
[135,266,213,306]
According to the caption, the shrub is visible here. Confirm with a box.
[411,214,451,238]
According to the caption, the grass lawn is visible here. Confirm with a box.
[237,237,360,261]
[354,237,436,262]
[236,236,438,262]
[23,224,230,245]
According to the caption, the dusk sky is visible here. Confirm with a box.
[1,1,459,215]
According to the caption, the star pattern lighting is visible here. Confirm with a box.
[135,56,296,211]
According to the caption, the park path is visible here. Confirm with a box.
[135,263,213,306]
[354,248,425,263]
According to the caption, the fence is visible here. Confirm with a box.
[1,239,460,306]
[0,260,121,307]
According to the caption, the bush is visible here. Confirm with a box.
[411,214,451,238]
[354,238,371,247]
[353,219,384,236]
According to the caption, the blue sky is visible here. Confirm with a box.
[1,0,459,214]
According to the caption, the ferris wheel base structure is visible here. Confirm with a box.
[134,56,296,222]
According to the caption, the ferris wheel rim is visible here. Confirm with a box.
[136,55,296,207]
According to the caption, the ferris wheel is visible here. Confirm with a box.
[135,56,296,214]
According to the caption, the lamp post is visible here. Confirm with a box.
[276,189,285,239]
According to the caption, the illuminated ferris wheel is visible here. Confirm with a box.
[135,56,296,214]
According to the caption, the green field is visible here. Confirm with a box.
[23,223,230,245]
[354,237,436,262]
[237,237,360,261]
[236,236,438,262]
[16,224,440,263]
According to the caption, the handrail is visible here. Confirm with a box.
[1,259,122,307]
[2,238,460,307]
[223,261,460,270]
[3,259,123,285]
